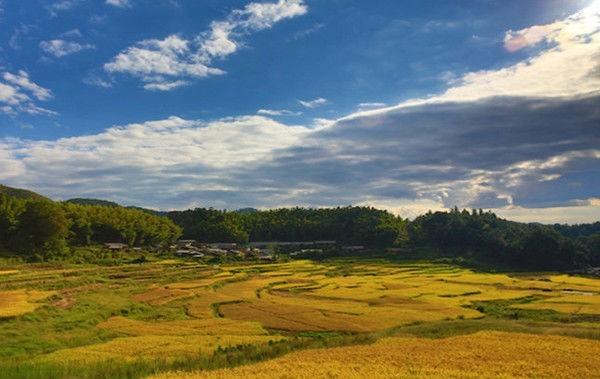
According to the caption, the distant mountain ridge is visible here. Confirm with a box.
[0,184,49,201]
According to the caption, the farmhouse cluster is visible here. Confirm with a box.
[104,240,369,261]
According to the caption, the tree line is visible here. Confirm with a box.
[1,188,599,270]
[167,206,408,246]
[408,208,600,270]
[0,194,181,260]
[167,206,600,270]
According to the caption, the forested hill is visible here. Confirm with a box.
[0,185,48,201]
[0,188,181,261]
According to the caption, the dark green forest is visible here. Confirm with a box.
[168,206,600,270]
[167,206,407,246]
[0,185,599,271]
[0,193,181,260]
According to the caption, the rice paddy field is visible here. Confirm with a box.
[0,258,599,378]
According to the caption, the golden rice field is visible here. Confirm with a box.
[0,289,55,318]
[155,331,600,379]
[0,258,599,378]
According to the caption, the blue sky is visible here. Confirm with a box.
[0,0,599,223]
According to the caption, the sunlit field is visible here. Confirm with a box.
[156,332,600,379]
[1,259,599,378]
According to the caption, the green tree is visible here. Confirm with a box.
[16,201,69,260]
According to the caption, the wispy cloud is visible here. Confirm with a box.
[105,0,307,90]
[298,97,327,108]
[82,75,113,88]
[47,0,80,16]
[40,39,95,57]
[60,29,83,38]
[257,109,302,116]
[8,24,35,50]
[143,80,189,91]
[0,71,55,115]
[357,102,386,111]
[106,0,131,7]
[291,22,324,40]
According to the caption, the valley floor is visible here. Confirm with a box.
[0,258,599,378]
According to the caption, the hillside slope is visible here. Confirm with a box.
[0,184,49,201]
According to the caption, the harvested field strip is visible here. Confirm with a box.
[219,300,368,332]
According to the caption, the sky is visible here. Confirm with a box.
[0,0,599,223]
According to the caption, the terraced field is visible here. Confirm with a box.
[0,259,599,378]
[156,332,600,379]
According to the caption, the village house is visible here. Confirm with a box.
[342,245,366,251]
[104,243,128,250]
[208,242,237,250]
[249,241,337,248]
[176,239,196,248]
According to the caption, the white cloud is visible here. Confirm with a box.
[0,115,311,207]
[60,29,83,38]
[311,118,335,129]
[47,0,80,16]
[298,97,328,108]
[357,102,386,111]
[106,0,131,7]
[0,71,55,115]
[0,142,24,180]
[503,1,600,52]
[257,109,301,116]
[439,2,600,101]
[504,24,558,52]
[2,71,52,101]
[343,1,600,122]
[143,80,189,91]
[357,198,446,220]
[105,0,307,90]
[83,75,113,88]
[8,24,34,50]
[495,202,600,224]
[105,35,223,84]
[291,23,324,40]
[40,39,95,57]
